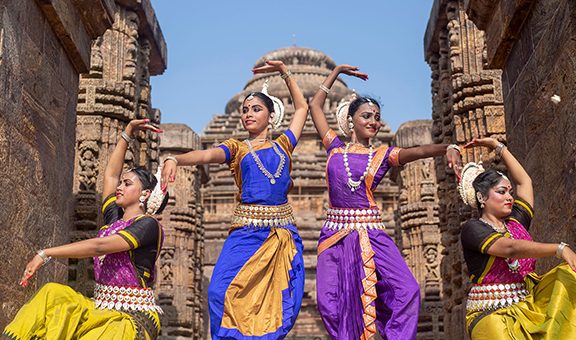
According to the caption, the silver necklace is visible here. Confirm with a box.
[343,142,374,192]
[244,139,286,185]
[479,217,520,272]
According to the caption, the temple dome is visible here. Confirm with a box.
[226,46,351,114]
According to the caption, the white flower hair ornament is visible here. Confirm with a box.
[336,91,359,136]
[261,80,285,130]
[458,162,486,208]
[146,167,167,215]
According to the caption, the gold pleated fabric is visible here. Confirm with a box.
[3,283,159,340]
[221,228,298,336]
[467,264,576,339]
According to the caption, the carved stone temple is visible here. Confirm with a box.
[393,120,444,340]
[9,0,573,337]
[200,46,400,338]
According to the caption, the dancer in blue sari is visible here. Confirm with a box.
[161,60,308,339]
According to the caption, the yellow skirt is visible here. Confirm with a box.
[2,283,160,340]
[467,263,576,339]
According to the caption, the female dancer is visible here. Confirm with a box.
[161,60,307,339]
[309,64,462,339]
[458,137,576,339]
[3,119,168,339]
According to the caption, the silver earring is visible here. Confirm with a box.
[348,116,354,130]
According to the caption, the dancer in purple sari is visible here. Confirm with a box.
[309,64,462,339]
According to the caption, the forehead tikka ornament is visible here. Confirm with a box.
[458,162,486,208]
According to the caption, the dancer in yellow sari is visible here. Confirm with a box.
[3,119,167,340]
[458,137,576,339]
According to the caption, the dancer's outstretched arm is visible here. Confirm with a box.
[253,60,309,140]
[309,64,368,138]
[398,144,462,178]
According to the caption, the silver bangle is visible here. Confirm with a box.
[495,142,506,158]
[447,144,461,154]
[36,249,52,265]
[556,242,569,259]
[121,131,133,144]
[164,156,178,166]
[280,70,292,80]
[319,84,331,94]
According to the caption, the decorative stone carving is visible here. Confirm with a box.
[425,0,507,337]
[393,120,443,340]
[465,0,576,273]
[156,123,207,340]
[71,1,167,299]
[0,0,114,329]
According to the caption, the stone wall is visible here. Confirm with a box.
[425,0,507,337]
[393,120,444,339]
[0,0,114,328]
[157,123,207,340]
[465,0,576,272]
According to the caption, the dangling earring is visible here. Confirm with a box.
[139,191,147,209]
[348,115,354,130]
[268,112,274,138]
[476,192,485,209]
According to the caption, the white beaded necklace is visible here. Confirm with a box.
[479,217,520,272]
[343,142,374,192]
[244,139,286,185]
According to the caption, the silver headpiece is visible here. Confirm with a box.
[146,167,166,215]
[458,162,485,208]
[336,91,358,136]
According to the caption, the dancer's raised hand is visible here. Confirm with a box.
[252,60,289,75]
[161,159,177,191]
[446,148,463,180]
[464,137,500,150]
[335,64,369,81]
[125,118,163,136]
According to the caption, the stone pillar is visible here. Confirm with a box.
[465,0,576,272]
[156,123,207,340]
[425,0,507,337]
[0,0,114,327]
[71,0,167,295]
[393,120,443,339]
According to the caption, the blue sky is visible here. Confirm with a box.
[150,1,434,134]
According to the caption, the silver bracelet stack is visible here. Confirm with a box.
[164,156,178,166]
[121,131,133,144]
[556,242,569,259]
[319,84,331,94]
[447,144,461,154]
[36,249,52,265]
[280,70,292,80]
[495,142,506,158]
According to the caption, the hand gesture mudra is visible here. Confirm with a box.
[19,255,44,287]
[336,64,369,81]
[464,137,500,150]
[125,118,163,137]
[252,60,289,75]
